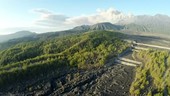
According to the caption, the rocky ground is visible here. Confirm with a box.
[126,34,170,47]
[83,64,134,96]
[1,63,135,96]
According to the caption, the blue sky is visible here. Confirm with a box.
[0,0,169,34]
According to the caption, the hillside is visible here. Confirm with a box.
[0,30,85,50]
[0,31,36,43]
[0,31,129,95]
[0,23,170,95]
[73,22,123,31]
[73,19,170,36]
[130,50,170,95]
[1,19,170,48]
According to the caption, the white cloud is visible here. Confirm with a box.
[33,8,52,15]
[33,8,135,28]
[33,8,69,27]
[0,8,136,34]
[35,14,68,27]
[65,8,135,26]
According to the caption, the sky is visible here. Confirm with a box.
[0,0,169,35]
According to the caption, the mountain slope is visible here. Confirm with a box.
[0,30,86,50]
[130,50,170,95]
[120,14,170,35]
[90,22,123,30]
[72,14,170,36]
[0,31,129,94]
[0,31,36,43]
[72,22,124,31]
[72,25,90,31]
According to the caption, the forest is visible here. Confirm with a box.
[0,31,129,89]
[130,50,170,96]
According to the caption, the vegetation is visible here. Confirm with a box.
[130,50,170,96]
[0,31,129,88]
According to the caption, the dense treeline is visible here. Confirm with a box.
[130,50,170,96]
[0,31,129,88]
[0,30,85,50]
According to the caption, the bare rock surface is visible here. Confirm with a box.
[1,64,134,96]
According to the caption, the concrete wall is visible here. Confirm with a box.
[118,57,142,65]
[135,42,170,50]
[115,60,137,67]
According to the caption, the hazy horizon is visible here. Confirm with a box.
[1,0,170,35]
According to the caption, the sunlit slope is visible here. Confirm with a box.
[0,31,129,88]
[130,50,170,96]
